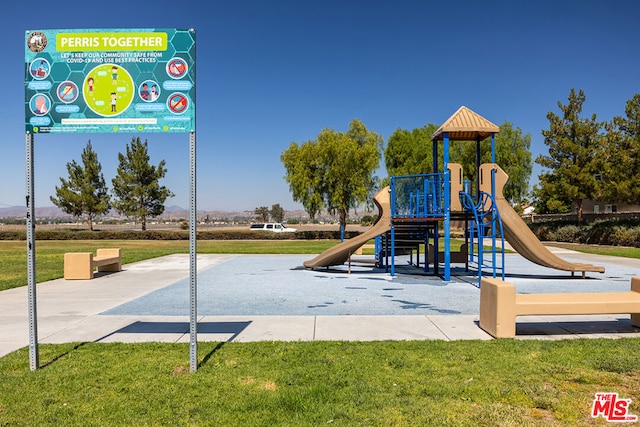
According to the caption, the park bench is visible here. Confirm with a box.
[479,276,640,338]
[64,248,122,280]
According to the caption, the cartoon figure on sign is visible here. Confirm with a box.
[33,94,50,115]
[140,83,150,101]
[112,66,118,85]
[150,84,159,101]
[110,92,117,112]
[82,64,134,117]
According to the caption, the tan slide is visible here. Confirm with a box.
[303,187,391,268]
[479,163,604,275]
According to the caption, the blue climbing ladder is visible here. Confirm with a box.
[459,188,505,284]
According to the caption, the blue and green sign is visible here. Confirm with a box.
[25,28,195,134]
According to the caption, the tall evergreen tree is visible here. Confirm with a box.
[536,88,603,224]
[601,93,640,205]
[50,140,110,231]
[111,137,174,230]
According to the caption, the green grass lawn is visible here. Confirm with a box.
[547,242,640,259]
[1,239,639,425]
[0,239,469,291]
[1,339,639,426]
[0,240,337,291]
[2,238,636,292]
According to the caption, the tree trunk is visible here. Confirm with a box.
[141,215,147,231]
[339,209,347,230]
[577,199,583,226]
[87,213,94,231]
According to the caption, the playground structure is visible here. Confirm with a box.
[304,106,605,282]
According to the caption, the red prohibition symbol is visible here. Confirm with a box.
[167,93,188,114]
[167,58,188,79]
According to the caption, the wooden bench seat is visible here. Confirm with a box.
[64,248,122,280]
[428,243,468,264]
[479,276,640,338]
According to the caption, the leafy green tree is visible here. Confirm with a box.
[254,206,270,222]
[531,176,572,214]
[601,93,640,205]
[536,88,603,224]
[50,140,110,231]
[455,121,532,204]
[270,204,285,223]
[384,124,439,177]
[385,121,532,204]
[281,118,383,228]
[280,140,324,221]
[111,137,174,231]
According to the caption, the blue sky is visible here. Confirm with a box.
[3,0,639,212]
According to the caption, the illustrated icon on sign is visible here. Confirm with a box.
[30,94,51,116]
[57,81,79,103]
[167,92,188,114]
[166,57,188,79]
[29,58,51,80]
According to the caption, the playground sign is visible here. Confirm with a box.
[25,28,195,134]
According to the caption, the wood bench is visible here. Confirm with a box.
[64,248,122,280]
[479,276,640,338]
[354,244,376,255]
[428,243,468,264]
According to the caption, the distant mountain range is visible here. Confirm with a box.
[0,205,314,222]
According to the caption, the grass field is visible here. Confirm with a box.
[0,240,337,291]
[1,339,639,426]
[2,239,639,425]
[0,239,468,291]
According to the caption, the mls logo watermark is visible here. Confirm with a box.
[592,392,638,422]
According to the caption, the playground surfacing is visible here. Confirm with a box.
[103,250,638,317]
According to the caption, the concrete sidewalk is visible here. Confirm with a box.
[1,251,639,358]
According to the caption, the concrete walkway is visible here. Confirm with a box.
[1,249,639,358]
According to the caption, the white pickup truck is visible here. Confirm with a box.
[249,223,297,232]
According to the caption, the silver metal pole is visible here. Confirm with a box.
[26,132,39,371]
[189,131,198,372]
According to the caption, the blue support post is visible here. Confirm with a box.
[390,224,395,276]
[443,132,451,281]
[491,133,496,164]
[424,229,430,272]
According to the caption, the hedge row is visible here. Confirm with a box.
[4,220,639,247]
[529,219,640,247]
[0,229,362,241]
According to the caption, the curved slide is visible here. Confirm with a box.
[303,187,391,268]
[479,164,604,275]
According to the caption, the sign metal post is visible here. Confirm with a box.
[189,131,197,371]
[26,131,38,371]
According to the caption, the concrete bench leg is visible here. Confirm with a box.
[95,248,122,272]
[480,278,517,338]
[64,253,94,280]
[632,277,640,328]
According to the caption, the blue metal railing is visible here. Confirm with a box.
[391,173,446,218]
